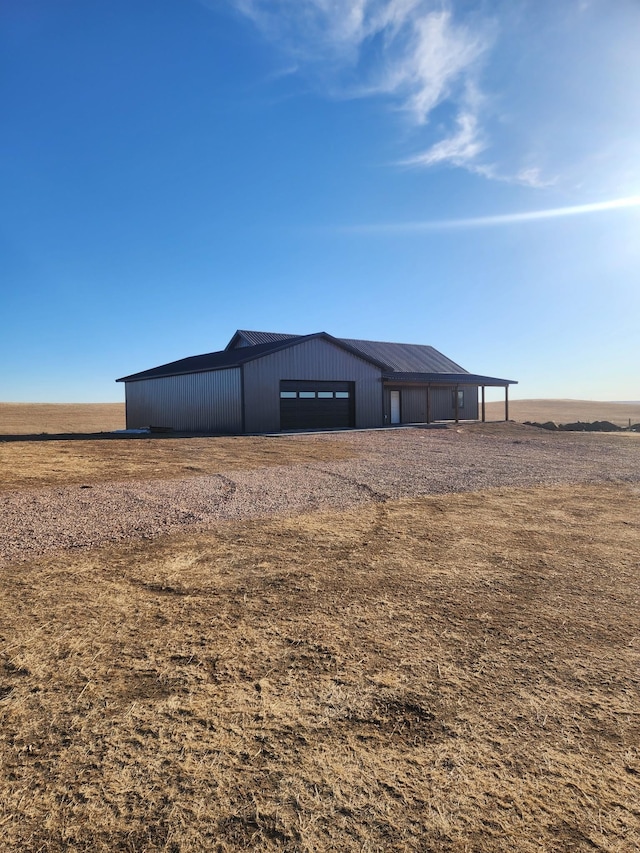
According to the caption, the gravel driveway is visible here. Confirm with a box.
[2,426,639,566]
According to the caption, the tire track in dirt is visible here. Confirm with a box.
[311,466,389,504]
[304,467,393,567]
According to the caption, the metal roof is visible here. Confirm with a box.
[226,330,299,350]
[227,330,470,373]
[340,338,467,374]
[117,338,307,382]
[118,330,516,386]
[117,333,387,383]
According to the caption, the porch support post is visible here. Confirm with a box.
[454,385,460,423]
[481,386,486,422]
[426,385,431,424]
[505,385,509,422]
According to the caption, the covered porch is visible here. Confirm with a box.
[382,372,517,425]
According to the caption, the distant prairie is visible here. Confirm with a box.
[484,398,640,427]
[0,402,124,435]
[1,399,639,436]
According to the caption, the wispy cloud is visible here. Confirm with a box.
[470,163,558,189]
[220,1,638,192]
[399,106,484,166]
[339,195,640,233]
[226,0,493,171]
[512,167,556,189]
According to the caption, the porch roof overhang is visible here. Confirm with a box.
[382,372,517,387]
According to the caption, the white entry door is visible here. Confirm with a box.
[390,391,400,424]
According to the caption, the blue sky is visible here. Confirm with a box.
[2,0,639,403]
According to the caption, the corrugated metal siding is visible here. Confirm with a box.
[243,338,383,432]
[383,385,479,423]
[429,388,454,421]
[125,368,242,432]
[429,386,479,420]
[462,387,479,420]
[399,388,427,423]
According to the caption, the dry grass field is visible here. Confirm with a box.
[1,404,639,851]
[0,403,125,435]
[484,399,640,427]
[0,434,357,492]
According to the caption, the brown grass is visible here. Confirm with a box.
[0,403,125,435]
[485,399,640,428]
[0,435,358,492]
[1,484,639,851]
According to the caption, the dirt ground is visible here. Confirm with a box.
[1,485,639,852]
[1,405,639,851]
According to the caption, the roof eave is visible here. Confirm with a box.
[116,364,242,383]
[382,373,517,387]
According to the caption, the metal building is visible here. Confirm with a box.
[116,330,516,433]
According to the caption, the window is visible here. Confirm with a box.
[280,391,297,398]
[299,391,316,399]
[335,391,349,399]
[317,391,334,398]
[452,390,464,409]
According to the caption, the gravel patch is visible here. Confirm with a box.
[2,426,639,566]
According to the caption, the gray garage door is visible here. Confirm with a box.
[280,381,354,430]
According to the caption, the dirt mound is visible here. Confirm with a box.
[524,420,559,430]
[525,420,624,432]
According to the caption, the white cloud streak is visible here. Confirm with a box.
[227,0,493,169]
[399,107,484,166]
[339,195,640,233]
